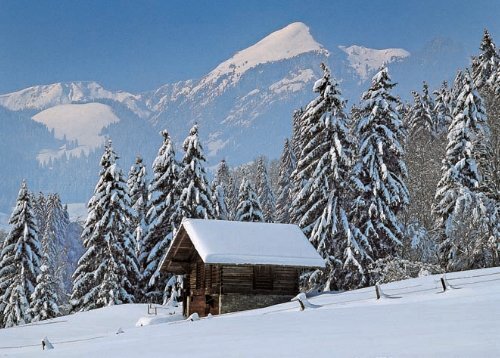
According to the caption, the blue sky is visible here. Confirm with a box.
[0,0,498,94]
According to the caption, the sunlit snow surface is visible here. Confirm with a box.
[32,103,119,164]
[339,45,410,80]
[0,267,498,357]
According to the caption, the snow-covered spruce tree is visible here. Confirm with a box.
[472,29,499,89]
[141,130,179,303]
[29,232,60,322]
[471,30,500,202]
[255,157,276,223]
[444,187,499,271]
[275,139,296,223]
[291,108,304,160]
[0,181,41,327]
[433,81,453,131]
[307,77,371,291]
[226,175,238,220]
[235,177,264,222]
[402,84,447,262]
[31,192,48,236]
[408,91,427,134]
[212,159,234,219]
[212,184,229,220]
[351,67,409,262]
[289,63,336,236]
[128,156,148,258]
[433,71,493,268]
[408,82,440,137]
[70,141,139,311]
[489,64,500,94]
[171,124,215,229]
[43,194,70,302]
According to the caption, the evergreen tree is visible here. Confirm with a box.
[71,141,139,311]
[444,188,499,271]
[433,70,491,267]
[171,124,215,229]
[275,139,296,223]
[213,160,235,219]
[43,194,70,302]
[255,157,276,223]
[409,82,440,137]
[211,184,229,220]
[489,65,500,94]
[433,81,453,131]
[472,29,499,89]
[291,108,304,160]
[235,177,264,222]
[0,181,41,327]
[471,30,500,202]
[289,63,337,236]
[308,76,370,290]
[351,67,409,261]
[226,175,238,220]
[141,131,179,302]
[128,156,148,258]
[29,236,60,322]
[31,193,48,235]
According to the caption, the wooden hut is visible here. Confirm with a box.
[159,219,324,317]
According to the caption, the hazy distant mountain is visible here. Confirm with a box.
[0,22,469,210]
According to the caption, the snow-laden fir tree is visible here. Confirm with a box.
[351,67,409,262]
[71,141,139,311]
[212,184,229,220]
[308,76,371,291]
[433,81,453,131]
[226,175,238,220]
[31,193,48,236]
[289,63,336,236]
[212,159,234,219]
[433,70,493,267]
[29,229,60,322]
[403,85,447,263]
[141,130,179,303]
[42,194,70,301]
[275,139,296,223]
[291,108,304,160]
[471,30,500,202]
[0,181,41,327]
[171,124,214,229]
[235,177,264,222]
[255,157,276,223]
[489,64,500,94]
[408,82,440,137]
[444,187,499,271]
[472,29,499,89]
[128,156,148,258]
[408,91,427,134]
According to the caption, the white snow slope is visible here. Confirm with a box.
[339,45,410,80]
[32,103,120,163]
[0,267,498,357]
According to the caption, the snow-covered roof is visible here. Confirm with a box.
[162,219,325,272]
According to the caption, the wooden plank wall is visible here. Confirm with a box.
[221,265,298,295]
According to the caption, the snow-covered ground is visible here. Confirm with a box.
[0,267,499,357]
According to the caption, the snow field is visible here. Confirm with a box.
[0,267,498,357]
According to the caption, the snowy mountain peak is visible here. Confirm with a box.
[191,22,327,94]
[0,81,149,118]
[339,45,410,80]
